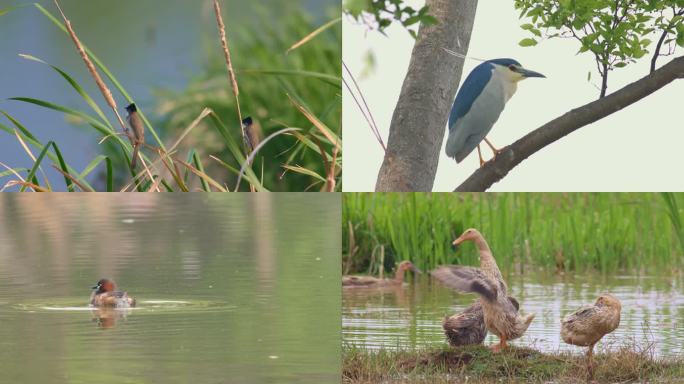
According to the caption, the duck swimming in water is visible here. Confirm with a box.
[90,278,136,308]
[343,260,421,288]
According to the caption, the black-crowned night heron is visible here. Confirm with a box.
[445,58,545,166]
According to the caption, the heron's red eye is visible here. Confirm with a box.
[508,65,516,71]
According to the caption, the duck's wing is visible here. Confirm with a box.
[431,266,498,302]
[445,300,484,329]
[561,305,596,327]
[507,296,520,311]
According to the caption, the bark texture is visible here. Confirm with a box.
[455,55,684,192]
[375,0,478,191]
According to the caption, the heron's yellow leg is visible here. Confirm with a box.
[477,145,486,168]
[484,137,503,155]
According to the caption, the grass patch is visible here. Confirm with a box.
[343,345,684,383]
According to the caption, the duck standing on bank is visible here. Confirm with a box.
[561,293,621,379]
[432,228,535,352]
[90,278,136,308]
[442,295,521,347]
[343,260,421,288]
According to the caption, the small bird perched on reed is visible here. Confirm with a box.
[126,103,145,169]
[561,293,621,379]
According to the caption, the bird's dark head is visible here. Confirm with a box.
[242,116,253,127]
[125,103,138,113]
[490,58,545,81]
[92,278,116,293]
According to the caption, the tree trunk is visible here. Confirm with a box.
[375,0,478,191]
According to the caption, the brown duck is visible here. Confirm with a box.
[442,296,521,347]
[561,293,621,378]
[432,228,535,352]
[342,260,421,288]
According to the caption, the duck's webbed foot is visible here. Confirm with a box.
[489,337,507,353]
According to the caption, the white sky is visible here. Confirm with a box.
[343,0,684,191]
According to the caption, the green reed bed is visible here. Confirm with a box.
[343,193,684,274]
[0,1,340,192]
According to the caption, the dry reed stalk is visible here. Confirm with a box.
[51,165,92,192]
[326,140,339,192]
[286,17,340,53]
[212,0,246,150]
[53,0,128,137]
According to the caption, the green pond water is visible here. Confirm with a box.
[343,273,684,357]
[0,194,340,384]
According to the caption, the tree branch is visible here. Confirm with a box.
[455,55,684,192]
[375,0,478,191]
[651,8,684,73]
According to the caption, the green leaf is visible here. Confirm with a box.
[420,15,438,26]
[519,38,538,47]
[404,15,420,27]
[343,0,366,17]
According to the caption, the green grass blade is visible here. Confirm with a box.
[282,164,326,182]
[48,141,74,191]
[1,111,39,142]
[105,157,113,192]
[78,154,110,184]
[20,140,54,192]
[0,168,30,177]
[240,69,341,88]
[0,119,95,191]
[191,151,210,192]
[18,54,111,127]
[9,97,121,141]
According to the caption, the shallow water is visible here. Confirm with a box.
[0,194,340,384]
[343,273,684,357]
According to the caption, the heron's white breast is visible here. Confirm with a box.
[491,65,518,103]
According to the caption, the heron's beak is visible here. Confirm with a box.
[520,67,545,78]
[410,265,422,274]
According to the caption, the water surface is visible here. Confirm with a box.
[0,194,340,383]
[343,273,684,357]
